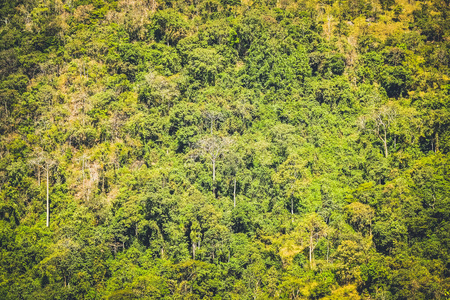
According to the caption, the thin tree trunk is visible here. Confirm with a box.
[309,233,313,266]
[384,129,388,158]
[326,239,329,264]
[46,167,49,227]
[436,132,439,152]
[212,160,215,182]
[82,158,85,199]
[233,177,236,208]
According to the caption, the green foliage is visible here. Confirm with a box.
[149,9,189,46]
[1,0,450,298]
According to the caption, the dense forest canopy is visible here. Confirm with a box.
[0,0,449,298]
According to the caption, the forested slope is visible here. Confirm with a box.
[0,0,450,298]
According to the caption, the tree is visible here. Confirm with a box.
[272,153,310,215]
[300,213,329,267]
[190,220,201,260]
[223,150,244,208]
[346,202,375,236]
[202,110,223,135]
[358,104,397,158]
[39,238,81,288]
[186,48,225,86]
[149,9,189,46]
[197,135,232,184]
[29,149,56,227]
[138,71,180,114]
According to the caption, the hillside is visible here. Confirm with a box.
[0,0,450,298]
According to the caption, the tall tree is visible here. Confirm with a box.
[300,213,329,267]
[197,135,232,184]
[30,149,56,227]
[358,104,398,158]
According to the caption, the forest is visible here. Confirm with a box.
[0,0,449,298]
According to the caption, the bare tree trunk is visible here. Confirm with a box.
[233,177,236,208]
[384,129,388,158]
[82,158,85,199]
[327,15,332,40]
[436,132,440,153]
[326,239,329,264]
[46,166,49,227]
[291,198,294,215]
[309,233,313,266]
[212,160,216,182]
